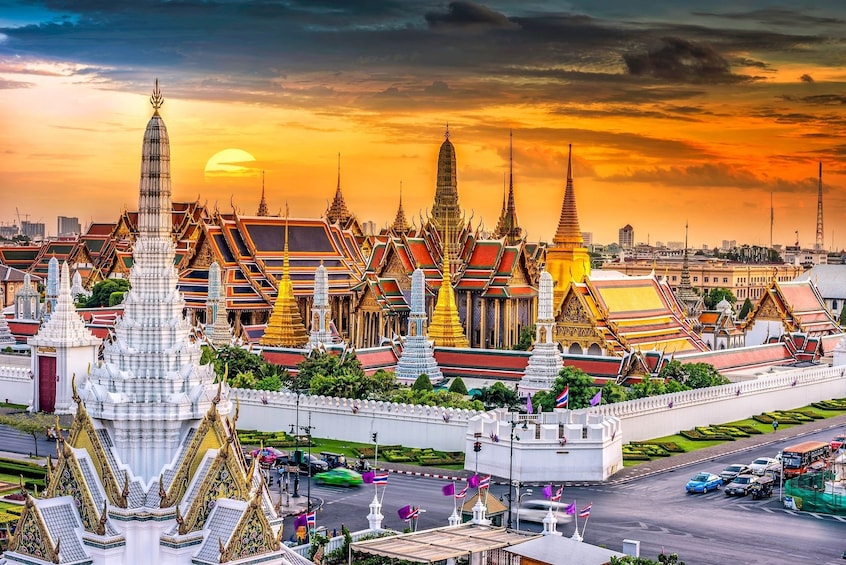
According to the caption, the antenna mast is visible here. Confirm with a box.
[815,162,824,251]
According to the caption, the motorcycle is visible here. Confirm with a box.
[354,458,372,473]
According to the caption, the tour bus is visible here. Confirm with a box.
[781,441,831,478]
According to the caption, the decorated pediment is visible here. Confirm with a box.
[45,443,104,533]
[67,396,127,508]
[380,246,411,286]
[189,236,215,269]
[161,399,235,508]
[754,293,782,321]
[179,441,250,534]
[8,497,61,564]
[556,290,593,326]
[219,494,281,562]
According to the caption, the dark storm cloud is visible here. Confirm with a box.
[693,8,845,28]
[623,37,755,84]
[424,1,516,29]
[782,94,846,105]
[0,0,839,107]
[603,162,812,193]
[800,74,814,83]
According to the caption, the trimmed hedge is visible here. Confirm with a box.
[811,398,846,411]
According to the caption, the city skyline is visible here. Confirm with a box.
[1,1,845,248]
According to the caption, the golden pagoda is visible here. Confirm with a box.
[428,219,469,348]
[260,211,308,347]
[545,144,591,305]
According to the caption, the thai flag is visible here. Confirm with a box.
[455,486,468,499]
[306,511,316,526]
[478,475,491,490]
[551,487,563,502]
[579,503,592,518]
[405,507,420,521]
[373,473,389,485]
[556,386,569,408]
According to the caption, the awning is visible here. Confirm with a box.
[350,523,540,563]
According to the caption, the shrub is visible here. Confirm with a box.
[448,378,468,395]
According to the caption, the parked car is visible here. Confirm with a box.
[313,467,363,487]
[516,500,573,524]
[685,472,722,494]
[248,447,288,467]
[748,457,780,476]
[719,463,750,484]
[830,435,845,452]
[725,474,759,496]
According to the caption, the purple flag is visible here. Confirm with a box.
[362,471,375,484]
[294,513,307,528]
[564,502,576,515]
[397,505,413,520]
[468,474,480,488]
[442,483,455,496]
[542,484,553,499]
[589,390,602,406]
[527,393,533,414]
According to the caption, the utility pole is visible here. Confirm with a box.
[301,411,315,511]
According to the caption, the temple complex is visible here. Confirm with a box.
[2,83,298,565]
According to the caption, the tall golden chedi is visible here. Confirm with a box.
[260,211,308,347]
[545,144,591,305]
[428,218,469,348]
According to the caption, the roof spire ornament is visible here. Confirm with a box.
[150,79,164,114]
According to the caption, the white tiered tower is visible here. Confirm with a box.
[43,256,59,320]
[81,83,228,482]
[306,261,335,350]
[205,261,233,347]
[520,270,563,393]
[29,262,100,414]
[395,268,443,383]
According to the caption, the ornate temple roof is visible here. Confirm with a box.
[744,278,840,337]
[325,153,353,226]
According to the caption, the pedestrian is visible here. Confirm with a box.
[772,419,779,432]
[332,528,337,538]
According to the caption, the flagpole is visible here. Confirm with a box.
[452,481,457,514]
[571,500,580,540]
[581,511,591,538]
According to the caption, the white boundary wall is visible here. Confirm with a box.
[585,365,846,442]
[233,389,481,452]
[0,353,32,405]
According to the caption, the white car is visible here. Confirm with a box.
[748,457,780,476]
[516,500,574,525]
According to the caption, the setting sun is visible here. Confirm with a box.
[204,148,258,178]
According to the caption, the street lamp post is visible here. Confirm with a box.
[506,418,528,530]
[291,388,301,498]
[301,411,315,512]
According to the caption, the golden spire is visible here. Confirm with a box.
[257,171,269,216]
[326,152,352,225]
[150,79,164,115]
[260,205,308,347]
[428,215,469,348]
[545,143,590,303]
[391,181,409,234]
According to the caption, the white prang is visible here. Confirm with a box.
[80,106,228,483]
[70,269,92,301]
[521,270,563,392]
[395,268,443,384]
[29,262,101,414]
[307,261,335,350]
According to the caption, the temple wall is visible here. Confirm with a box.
[0,353,32,405]
[232,389,481,452]
[587,364,846,443]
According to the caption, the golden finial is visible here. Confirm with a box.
[444,122,450,140]
[52,538,60,564]
[159,473,168,507]
[150,79,164,113]
[218,537,226,556]
[121,471,130,502]
[71,373,81,404]
[96,499,108,536]
[5,521,13,547]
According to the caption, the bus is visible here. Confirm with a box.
[780,441,830,478]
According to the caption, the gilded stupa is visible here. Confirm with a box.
[545,144,591,305]
[428,219,469,348]
[260,211,308,347]
[3,81,295,565]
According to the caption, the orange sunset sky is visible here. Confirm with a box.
[1,1,845,249]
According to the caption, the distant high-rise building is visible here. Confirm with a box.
[721,240,737,251]
[581,232,593,247]
[58,215,81,236]
[618,224,634,250]
[667,241,684,251]
[21,220,45,239]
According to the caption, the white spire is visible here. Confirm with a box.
[395,267,443,383]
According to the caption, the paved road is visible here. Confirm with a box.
[0,424,58,459]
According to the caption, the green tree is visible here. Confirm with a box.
[0,412,56,457]
[839,306,846,328]
[659,360,727,389]
[255,373,282,392]
[739,297,753,319]
[84,278,130,308]
[411,374,434,392]
[448,377,468,395]
[513,325,535,351]
[602,381,628,404]
[532,366,597,411]
[628,378,667,400]
[611,553,685,565]
[295,350,364,392]
[108,290,126,306]
[703,287,736,310]
[477,382,518,410]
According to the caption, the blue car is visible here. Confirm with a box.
[685,472,722,494]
